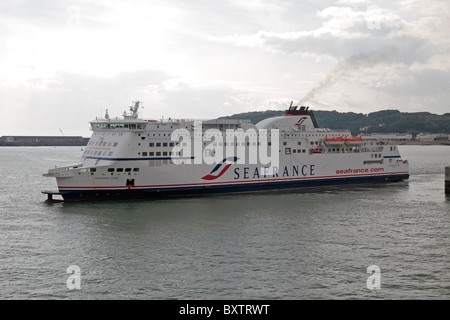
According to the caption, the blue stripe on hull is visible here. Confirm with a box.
[59,174,409,201]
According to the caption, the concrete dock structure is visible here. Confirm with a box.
[446,167,450,194]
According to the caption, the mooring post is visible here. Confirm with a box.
[446,167,450,194]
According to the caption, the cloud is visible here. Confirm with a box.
[0,69,173,136]
[1,0,450,136]
[206,1,449,112]
[208,4,415,58]
[151,80,248,119]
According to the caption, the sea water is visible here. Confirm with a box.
[0,145,449,299]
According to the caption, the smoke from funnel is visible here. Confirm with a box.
[297,49,394,106]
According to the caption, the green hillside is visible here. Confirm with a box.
[219,109,450,136]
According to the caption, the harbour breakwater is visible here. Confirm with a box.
[0,136,89,146]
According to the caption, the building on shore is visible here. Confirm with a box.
[416,133,450,142]
[0,136,89,146]
[359,133,413,142]
[359,132,450,144]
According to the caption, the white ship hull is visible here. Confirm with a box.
[44,103,409,201]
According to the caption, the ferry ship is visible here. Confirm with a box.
[43,101,409,201]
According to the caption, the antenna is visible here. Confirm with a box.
[59,128,65,136]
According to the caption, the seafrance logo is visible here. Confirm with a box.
[295,117,307,126]
[201,157,239,180]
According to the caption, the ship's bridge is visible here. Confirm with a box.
[90,120,147,131]
[90,101,147,132]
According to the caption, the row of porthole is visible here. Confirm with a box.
[86,168,140,174]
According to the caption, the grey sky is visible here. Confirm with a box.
[1,0,449,136]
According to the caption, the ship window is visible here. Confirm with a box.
[117,168,123,172]
[303,149,306,153]
[169,142,174,147]
[141,137,145,140]
[133,168,139,172]
[156,152,161,156]
[293,149,297,153]
[149,143,154,147]
[163,152,168,156]
[113,142,118,147]
[156,143,161,147]
[108,168,114,172]
[125,168,132,172]
[163,143,168,147]
[285,148,291,155]
[142,152,148,156]
[298,141,301,145]
[90,168,96,172]
[149,152,154,156]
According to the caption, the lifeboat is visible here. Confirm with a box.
[344,137,364,145]
[324,137,345,145]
